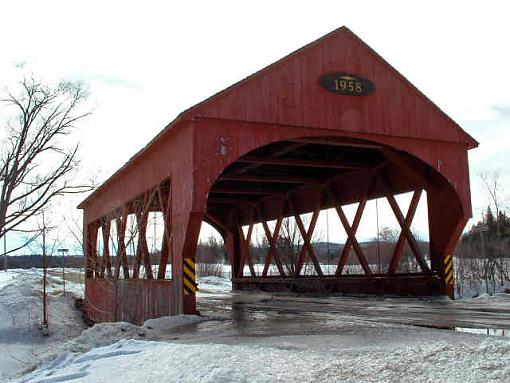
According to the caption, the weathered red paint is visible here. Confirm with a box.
[85,279,172,325]
[79,26,477,324]
[233,275,443,296]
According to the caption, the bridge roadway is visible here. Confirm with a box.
[153,290,510,341]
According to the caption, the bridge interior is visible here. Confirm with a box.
[205,137,444,296]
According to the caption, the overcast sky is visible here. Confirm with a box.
[1,1,509,253]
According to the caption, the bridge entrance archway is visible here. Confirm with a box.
[203,135,461,298]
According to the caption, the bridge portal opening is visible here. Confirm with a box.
[204,137,453,295]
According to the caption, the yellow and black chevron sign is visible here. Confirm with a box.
[444,254,453,285]
[183,258,197,295]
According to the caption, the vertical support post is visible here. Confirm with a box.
[227,228,242,278]
[138,205,153,279]
[158,180,172,279]
[132,208,143,280]
[172,211,203,315]
[84,214,92,279]
[86,222,99,279]
[223,221,242,288]
[115,206,129,279]
[102,219,113,278]
[428,188,467,299]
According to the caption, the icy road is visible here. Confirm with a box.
[193,287,510,339]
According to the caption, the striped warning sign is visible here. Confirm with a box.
[444,254,453,285]
[183,258,197,295]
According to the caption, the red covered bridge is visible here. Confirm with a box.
[79,26,477,324]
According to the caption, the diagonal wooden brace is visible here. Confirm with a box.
[157,180,172,279]
[294,211,323,277]
[386,191,431,274]
[115,206,130,279]
[261,218,286,277]
[335,201,372,275]
[238,224,256,277]
[387,190,423,273]
[101,219,112,278]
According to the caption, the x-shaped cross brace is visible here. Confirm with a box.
[238,224,257,277]
[386,190,431,274]
[261,217,286,277]
[335,198,372,276]
[294,211,323,277]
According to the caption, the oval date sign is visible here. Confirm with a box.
[319,73,375,96]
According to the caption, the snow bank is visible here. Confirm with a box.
[54,314,206,356]
[0,269,86,381]
[59,322,145,354]
[456,276,510,299]
[15,335,510,383]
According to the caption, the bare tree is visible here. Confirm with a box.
[0,76,91,259]
[480,170,505,218]
[28,210,59,335]
[479,170,508,285]
[378,225,398,271]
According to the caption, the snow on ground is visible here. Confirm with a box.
[0,269,86,381]
[3,268,510,382]
[0,270,15,288]
[13,332,510,383]
[457,280,510,299]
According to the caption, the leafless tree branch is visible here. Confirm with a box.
[0,76,93,254]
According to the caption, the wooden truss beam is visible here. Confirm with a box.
[379,148,436,190]
[210,187,283,195]
[101,219,112,278]
[157,180,172,279]
[219,173,319,184]
[286,197,323,277]
[237,156,371,170]
[387,190,423,274]
[386,192,431,274]
[86,221,100,278]
[294,210,323,277]
[329,180,373,276]
[290,138,383,149]
[237,224,256,278]
[376,173,431,274]
[114,206,129,279]
[260,215,286,277]
[208,197,257,205]
[236,142,305,174]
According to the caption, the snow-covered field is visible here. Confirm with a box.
[13,334,510,383]
[1,268,510,382]
[0,268,86,381]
